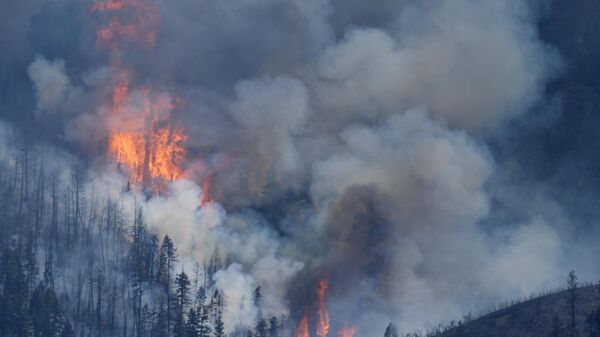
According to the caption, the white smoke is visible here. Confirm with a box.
[6,0,583,336]
[27,54,72,114]
[214,263,259,332]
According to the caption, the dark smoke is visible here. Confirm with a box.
[2,0,599,335]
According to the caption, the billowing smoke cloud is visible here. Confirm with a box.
[214,264,258,331]
[312,1,556,133]
[27,55,71,113]
[2,0,592,336]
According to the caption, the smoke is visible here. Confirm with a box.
[214,264,258,332]
[27,55,68,111]
[299,106,567,332]
[312,1,555,133]
[2,0,595,336]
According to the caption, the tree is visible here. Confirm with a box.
[29,286,66,337]
[186,308,200,337]
[269,316,279,337]
[255,318,267,337]
[174,271,191,337]
[23,231,38,293]
[198,302,212,337]
[253,286,263,323]
[176,271,191,311]
[551,314,563,337]
[214,314,225,337]
[384,323,399,337]
[568,271,578,337]
[0,247,29,337]
[61,320,75,337]
[588,305,600,337]
[158,235,178,335]
[213,291,225,337]
[152,303,169,337]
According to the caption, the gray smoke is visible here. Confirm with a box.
[1,0,590,336]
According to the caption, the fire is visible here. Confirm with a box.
[92,0,189,193]
[199,178,213,207]
[107,85,186,192]
[296,281,356,337]
[90,0,158,49]
[338,327,357,337]
[296,311,310,337]
[316,280,330,337]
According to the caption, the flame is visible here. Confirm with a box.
[107,86,186,192]
[296,311,310,337]
[296,281,356,337]
[92,0,187,193]
[199,178,213,207]
[296,281,357,337]
[91,0,158,49]
[338,327,357,337]
[316,280,330,337]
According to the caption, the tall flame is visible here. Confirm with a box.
[316,280,330,337]
[92,0,187,193]
[296,281,356,337]
[199,178,213,207]
[296,311,310,337]
[91,0,158,50]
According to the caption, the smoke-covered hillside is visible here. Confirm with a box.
[1,0,600,336]
[431,280,600,337]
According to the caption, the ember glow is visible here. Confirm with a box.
[90,0,159,49]
[296,311,310,337]
[295,281,354,337]
[199,178,213,207]
[92,0,187,193]
[107,86,186,192]
[317,280,331,337]
[338,327,358,337]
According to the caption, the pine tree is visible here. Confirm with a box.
[29,285,65,337]
[152,302,169,337]
[384,323,399,337]
[253,286,262,321]
[255,318,267,337]
[551,314,563,337]
[158,235,178,336]
[213,290,225,337]
[176,271,191,311]
[210,290,222,322]
[269,316,279,337]
[1,247,29,337]
[214,312,225,337]
[196,286,207,310]
[186,308,200,337]
[61,320,75,337]
[199,302,212,337]
[174,271,191,337]
[23,231,38,293]
[567,271,578,337]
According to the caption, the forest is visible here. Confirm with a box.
[0,142,283,337]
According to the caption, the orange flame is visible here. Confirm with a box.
[92,0,187,193]
[297,281,357,337]
[199,178,213,207]
[316,280,330,337]
[338,327,357,337]
[91,0,158,49]
[296,311,310,337]
[107,85,186,192]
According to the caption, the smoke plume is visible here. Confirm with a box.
[1,0,595,336]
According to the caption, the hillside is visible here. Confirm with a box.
[436,285,600,337]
